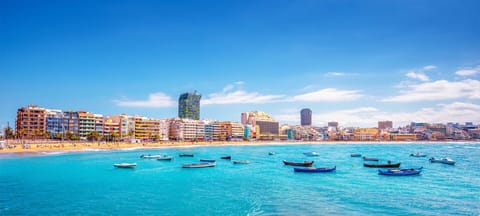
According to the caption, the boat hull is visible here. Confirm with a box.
[157,157,173,161]
[232,160,250,164]
[350,154,362,157]
[363,157,379,161]
[200,159,216,163]
[221,156,231,160]
[378,167,423,176]
[179,154,194,157]
[182,162,216,168]
[283,160,314,167]
[294,166,336,173]
[429,158,455,165]
[113,163,137,168]
[364,162,401,168]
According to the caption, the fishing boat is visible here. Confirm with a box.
[113,163,137,168]
[363,157,379,161]
[140,154,162,159]
[179,153,194,157]
[364,162,401,168]
[283,160,314,167]
[429,157,455,165]
[350,154,362,157]
[268,152,275,155]
[182,162,216,168]
[294,166,336,173]
[232,160,250,164]
[220,156,231,160]
[378,167,423,176]
[303,152,319,157]
[157,156,173,161]
[410,153,427,157]
[200,159,216,163]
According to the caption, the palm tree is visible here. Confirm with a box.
[111,132,120,143]
[4,126,15,139]
[87,131,101,142]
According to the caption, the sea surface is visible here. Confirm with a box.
[1,143,479,215]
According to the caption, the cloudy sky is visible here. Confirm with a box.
[1,0,479,128]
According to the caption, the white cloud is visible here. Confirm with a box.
[202,90,285,105]
[423,65,437,70]
[324,72,346,77]
[114,92,175,107]
[382,79,480,102]
[203,82,284,105]
[455,66,480,76]
[292,88,363,102]
[406,71,429,81]
[275,102,480,127]
[405,65,437,82]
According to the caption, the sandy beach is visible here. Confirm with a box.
[0,140,477,155]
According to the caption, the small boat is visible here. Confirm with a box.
[364,162,401,168]
[140,154,162,159]
[429,157,455,165]
[182,162,216,168]
[179,153,194,157]
[363,157,379,161]
[350,154,362,157]
[294,166,336,173]
[283,160,314,167]
[221,156,231,160]
[232,160,250,164]
[410,153,427,157]
[157,156,173,161]
[113,163,137,168]
[200,159,216,163]
[268,152,275,155]
[303,152,319,157]
[378,167,423,176]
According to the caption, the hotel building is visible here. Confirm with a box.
[16,105,46,139]
[78,111,95,138]
[241,111,279,140]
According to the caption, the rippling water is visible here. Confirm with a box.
[1,143,479,215]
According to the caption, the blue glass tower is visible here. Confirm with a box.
[178,91,201,120]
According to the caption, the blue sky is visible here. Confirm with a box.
[1,0,480,128]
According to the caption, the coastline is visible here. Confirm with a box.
[1,140,479,156]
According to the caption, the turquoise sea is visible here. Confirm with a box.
[1,143,479,215]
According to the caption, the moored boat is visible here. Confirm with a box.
[363,157,379,161]
[232,160,250,164]
[200,159,216,163]
[410,153,427,157]
[268,152,275,155]
[294,166,336,173]
[179,153,194,157]
[303,152,319,157]
[113,163,137,168]
[221,156,231,160]
[364,162,401,168]
[283,160,314,167]
[157,156,173,161]
[140,154,163,159]
[350,154,362,157]
[378,167,423,176]
[182,162,216,168]
[429,157,455,165]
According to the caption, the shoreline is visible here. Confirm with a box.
[1,140,479,156]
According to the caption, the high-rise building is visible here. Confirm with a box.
[16,105,46,139]
[300,108,312,126]
[378,121,393,130]
[78,111,95,138]
[46,109,63,138]
[178,91,201,120]
[63,111,79,135]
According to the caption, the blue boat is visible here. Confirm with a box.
[378,167,423,176]
[294,166,336,173]
[350,153,362,157]
[200,159,216,163]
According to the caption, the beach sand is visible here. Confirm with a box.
[0,140,476,155]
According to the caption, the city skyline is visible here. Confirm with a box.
[1,1,480,128]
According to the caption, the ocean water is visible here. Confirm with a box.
[1,143,479,216]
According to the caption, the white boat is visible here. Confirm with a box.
[429,157,456,165]
[140,154,163,159]
[232,160,250,164]
[113,163,137,168]
[303,152,319,157]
